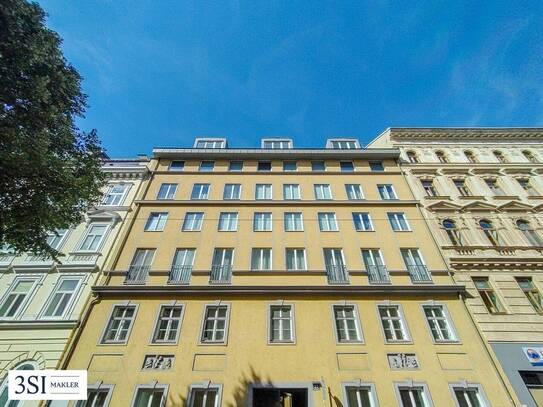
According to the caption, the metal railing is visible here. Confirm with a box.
[367,265,390,284]
[124,265,150,284]
[168,265,193,284]
[326,265,349,284]
[210,265,232,284]
[407,265,432,283]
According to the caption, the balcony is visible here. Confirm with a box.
[168,265,192,284]
[124,265,150,285]
[326,265,349,284]
[210,265,232,284]
[367,265,390,284]
[407,265,432,283]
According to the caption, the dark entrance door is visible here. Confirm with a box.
[252,388,308,407]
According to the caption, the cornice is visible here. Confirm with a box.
[0,320,78,330]
[134,199,421,207]
[386,128,543,142]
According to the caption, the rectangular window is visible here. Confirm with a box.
[345,385,376,407]
[169,160,185,171]
[397,385,430,407]
[378,184,397,200]
[329,140,358,149]
[388,212,410,231]
[378,305,409,342]
[78,224,108,251]
[257,161,272,171]
[421,180,437,197]
[195,139,225,148]
[361,249,385,269]
[318,212,338,231]
[199,160,214,171]
[46,229,68,251]
[312,161,326,171]
[263,139,292,149]
[452,385,487,407]
[454,179,471,196]
[170,249,195,284]
[255,184,272,200]
[353,213,373,231]
[42,276,81,318]
[401,249,431,282]
[102,183,129,206]
[270,305,294,343]
[212,248,234,268]
[340,161,355,172]
[144,212,168,231]
[223,184,241,200]
[101,305,137,343]
[485,179,504,195]
[182,212,204,231]
[132,385,167,407]
[314,184,332,200]
[333,305,362,343]
[127,249,155,284]
[283,184,300,200]
[191,183,210,200]
[218,212,238,231]
[423,304,456,342]
[157,183,177,200]
[284,212,303,231]
[189,387,220,407]
[172,248,195,268]
[286,248,306,270]
[253,212,272,231]
[201,305,228,343]
[251,248,272,270]
[229,160,243,171]
[516,277,543,313]
[473,278,505,314]
[0,278,39,319]
[152,305,183,343]
[345,184,364,200]
[369,161,384,171]
[283,161,297,171]
[77,386,113,407]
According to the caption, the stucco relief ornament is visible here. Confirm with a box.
[387,353,419,369]
[143,354,175,370]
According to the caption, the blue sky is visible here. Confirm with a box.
[39,1,543,157]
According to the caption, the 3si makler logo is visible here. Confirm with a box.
[8,370,87,401]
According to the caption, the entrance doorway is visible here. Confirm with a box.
[252,388,308,407]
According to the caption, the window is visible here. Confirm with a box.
[286,248,306,270]
[484,179,504,195]
[401,249,431,282]
[345,184,364,200]
[517,220,543,246]
[218,212,238,231]
[152,305,183,343]
[170,249,195,284]
[423,304,456,342]
[452,385,488,407]
[131,385,167,407]
[516,277,543,313]
[361,249,388,284]
[378,305,409,342]
[257,161,272,171]
[145,213,168,231]
[523,150,538,163]
[493,150,506,163]
[454,179,470,196]
[344,385,377,407]
[369,161,384,171]
[520,371,543,405]
[377,184,397,200]
[333,305,362,343]
[314,184,332,200]
[169,160,185,171]
[328,139,359,149]
[318,212,338,231]
[421,180,437,197]
[473,278,505,314]
[464,150,477,163]
[283,161,297,171]
[251,248,272,270]
[188,385,221,407]
[42,277,81,318]
[157,183,177,200]
[102,183,129,206]
[340,161,354,172]
[211,248,234,268]
[353,213,373,231]
[284,212,303,231]
[269,305,294,343]
[283,184,300,200]
[388,212,410,231]
[46,229,68,250]
[255,184,272,200]
[443,219,462,245]
[397,384,431,407]
[78,224,108,251]
[194,138,225,148]
[406,151,418,163]
[182,212,204,231]
[76,385,114,407]
[312,161,326,171]
[0,278,39,319]
[229,160,243,171]
[191,183,210,200]
[101,305,137,343]
[201,305,228,343]
[262,139,292,149]
[517,178,538,195]
[223,184,241,200]
[127,249,155,283]
[199,160,214,171]
[253,212,272,231]
[435,150,448,163]
[479,219,499,246]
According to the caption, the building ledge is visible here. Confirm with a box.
[0,320,78,330]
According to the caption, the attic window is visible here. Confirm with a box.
[326,139,360,149]
[194,138,227,149]
[262,139,293,149]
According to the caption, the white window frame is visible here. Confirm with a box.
[187,382,223,407]
[421,302,459,343]
[193,138,226,148]
[144,212,168,232]
[39,274,84,320]
[157,183,178,200]
[255,184,273,200]
[228,160,243,171]
[150,303,185,344]
[318,212,339,231]
[314,184,333,200]
[284,212,304,232]
[376,302,411,343]
[0,275,42,320]
[331,303,364,344]
[283,161,297,171]
[101,182,131,206]
[77,383,115,407]
[377,184,397,200]
[191,183,210,200]
[395,381,434,407]
[199,303,230,344]
[285,248,306,271]
[311,161,326,171]
[369,161,384,171]
[361,249,386,269]
[268,302,295,344]
[46,228,70,251]
[388,212,411,231]
[261,138,293,149]
[130,383,169,407]
[341,381,379,407]
[168,160,185,171]
[76,222,110,252]
[251,248,272,270]
[253,212,272,231]
[223,184,241,200]
[340,161,355,172]
[100,303,139,345]
[218,212,238,232]
[182,212,204,231]
[283,184,301,200]
[199,160,215,172]
[352,212,373,231]
[326,138,360,149]
[345,184,364,200]
[449,382,489,407]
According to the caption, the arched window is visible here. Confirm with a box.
[523,150,538,163]
[435,150,448,163]
[0,361,38,406]
[493,150,506,163]
[479,219,499,246]
[517,220,543,246]
[464,150,477,163]
[443,219,462,245]
[406,151,419,163]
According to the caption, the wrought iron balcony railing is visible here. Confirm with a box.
[168,265,193,284]
[210,265,232,284]
[124,265,150,284]
[326,265,349,284]
[367,265,390,284]
[407,265,432,283]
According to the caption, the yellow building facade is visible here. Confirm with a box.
[62,138,515,406]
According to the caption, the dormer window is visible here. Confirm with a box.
[326,139,360,149]
[262,139,293,149]
[194,138,227,149]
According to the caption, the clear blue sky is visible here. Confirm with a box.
[38,1,543,157]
